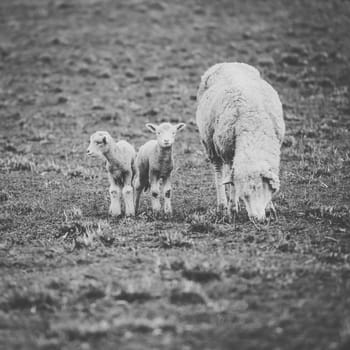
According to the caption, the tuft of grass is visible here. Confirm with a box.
[169,280,212,306]
[187,212,215,233]
[63,207,83,222]
[112,286,155,303]
[0,155,36,172]
[52,319,110,340]
[40,160,63,174]
[186,208,235,225]
[159,230,193,249]
[305,205,350,227]
[64,165,98,180]
[275,231,297,253]
[0,191,9,202]
[182,264,221,283]
[53,317,178,340]
[2,286,58,312]
[58,208,114,248]
[112,317,177,334]
[339,319,350,349]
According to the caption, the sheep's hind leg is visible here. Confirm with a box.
[109,184,122,217]
[163,178,172,216]
[123,172,135,217]
[228,183,238,224]
[213,161,228,214]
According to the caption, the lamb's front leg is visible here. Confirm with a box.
[213,161,227,212]
[109,183,122,217]
[150,172,161,214]
[122,171,135,216]
[163,178,172,215]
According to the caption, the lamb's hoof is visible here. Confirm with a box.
[228,210,237,225]
[122,217,134,224]
[217,204,228,216]
[215,205,231,223]
[152,210,161,220]
[109,210,122,218]
[163,211,173,220]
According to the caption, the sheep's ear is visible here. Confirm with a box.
[102,136,107,144]
[261,170,280,193]
[176,123,186,131]
[146,123,157,133]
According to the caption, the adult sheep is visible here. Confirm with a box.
[196,62,285,223]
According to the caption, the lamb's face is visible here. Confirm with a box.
[87,131,111,157]
[146,122,186,148]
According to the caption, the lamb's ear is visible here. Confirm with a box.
[261,170,280,193]
[145,123,157,133]
[176,123,186,131]
[102,136,107,144]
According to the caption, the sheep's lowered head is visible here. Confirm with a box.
[224,165,280,223]
[146,122,186,148]
[87,131,113,158]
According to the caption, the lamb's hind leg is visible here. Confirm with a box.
[122,171,135,216]
[228,183,239,224]
[213,161,227,213]
[133,174,143,215]
[163,178,172,215]
[109,183,122,217]
[150,172,161,215]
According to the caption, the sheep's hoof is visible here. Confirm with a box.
[249,217,270,231]
[249,217,262,230]
[266,202,278,221]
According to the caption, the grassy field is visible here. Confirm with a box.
[0,0,350,349]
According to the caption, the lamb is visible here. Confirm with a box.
[133,122,186,216]
[87,131,136,217]
[196,62,285,223]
